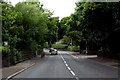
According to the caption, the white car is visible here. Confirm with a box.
[49,48,58,55]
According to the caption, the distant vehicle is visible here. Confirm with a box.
[49,48,58,55]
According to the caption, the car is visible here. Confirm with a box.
[49,48,58,55]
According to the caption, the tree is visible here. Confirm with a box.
[61,2,120,57]
[58,17,70,40]
[15,1,49,51]
[2,1,57,65]
[71,2,116,52]
[2,2,23,64]
[45,17,59,48]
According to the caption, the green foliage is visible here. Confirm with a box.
[68,46,80,52]
[0,46,2,52]
[2,45,10,53]
[14,1,50,51]
[2,2,21,55]
[52,44,67,49]
[0,43,2,52]
[43,42,49,48]
[59,2,120,55]
[45,17,59,47]
[62,35,71,44]
[2,1,59,65]
[67,31,83,44]
[2,43,10,60]
[58,17,70,39]
[73,2,120,52]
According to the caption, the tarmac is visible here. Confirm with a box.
[70,52,119,69]
[1,53,120,80]
[2,55,42,80]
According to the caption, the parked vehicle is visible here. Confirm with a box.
[49,48,58,55]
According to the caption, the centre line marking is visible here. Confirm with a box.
[70,71,75,76]
[65,64,68,67]
[64,61,66,64]
[60,54,79,80]
[68,67,71,70]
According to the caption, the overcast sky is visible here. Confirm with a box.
[8,0,79,19]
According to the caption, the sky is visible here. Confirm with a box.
[8,0,79,19]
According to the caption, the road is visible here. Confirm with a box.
[12,49,119,80]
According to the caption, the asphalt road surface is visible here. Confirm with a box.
[12,49,119,80]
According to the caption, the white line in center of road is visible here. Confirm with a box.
[60,54,79,80]
[64,61,66,64]
[70,71,75,76]
[68,67,71,70]
[65,64,68,67]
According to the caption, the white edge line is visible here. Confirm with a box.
[6,63,35,80]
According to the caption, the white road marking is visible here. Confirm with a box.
[6,63,35,80]
[67,67,71,71]
[70,71,75,76]
[75,77,80,80]
[60,54,79,80]
[65,64,68,67]
[64,61,66,64]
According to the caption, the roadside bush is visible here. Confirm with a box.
[15,51,22,62]
[2,45,10,57]
[43,42,49,48]
[68,46,80,52]
[52,44,67,49]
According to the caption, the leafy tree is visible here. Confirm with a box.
[62,35,71,45]
[2,2,23,64]
[61,2,120,57]
[46,17,59,48]
[58,17,70,40]
[15,2,49,51]
[2,0,59,65]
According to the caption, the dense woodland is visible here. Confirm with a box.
[1,1,120,66]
